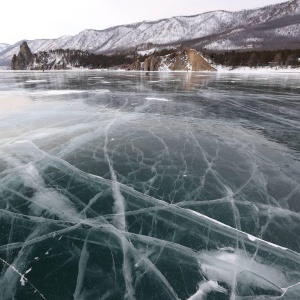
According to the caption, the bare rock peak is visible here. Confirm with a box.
[11,41,33,70]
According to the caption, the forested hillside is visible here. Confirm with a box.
[204,49,300,68]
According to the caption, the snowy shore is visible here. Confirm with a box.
[1,65,300,73]
[215,65,300,73]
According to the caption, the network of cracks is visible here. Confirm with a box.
[0,71,300,299]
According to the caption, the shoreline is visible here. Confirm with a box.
[0,67,300,74]
[215,66,300,74]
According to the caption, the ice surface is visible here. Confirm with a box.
[0,71,300,299]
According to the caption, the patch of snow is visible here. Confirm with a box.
[247,234,257,242]
[137,48,158,56]
[245,37,263,42]
[145,97,171,102]
[205,39,237,50]
[215,65,300,73]
[275,24,300,37]
[25,80,47,83]
[187,281,227,300]
[33,90,86,95]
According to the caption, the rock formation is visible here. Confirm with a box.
[29,50,71,70]
[142,56,161,71]
[126,60,141,71]
[143,48,216,71]
[186,49,216,71]
[11,42,33,70]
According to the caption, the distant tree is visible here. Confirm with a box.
[273,52,283,65]
[286,54,297,66]
[248,53,258,67]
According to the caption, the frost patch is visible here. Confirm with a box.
[145,97,171,102]
[33,90,85,95]
[25,80,47,83]
[248,234,257,241]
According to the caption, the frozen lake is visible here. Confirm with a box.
[0,70,300,299]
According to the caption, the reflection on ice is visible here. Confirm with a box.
[0,71,300,299]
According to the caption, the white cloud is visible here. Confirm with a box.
[1,0,285,44]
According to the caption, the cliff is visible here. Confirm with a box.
[139,49,216,71]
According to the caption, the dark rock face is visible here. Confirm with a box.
[142,56,160,71]
[11,42,33,70]
[124,60,141,71]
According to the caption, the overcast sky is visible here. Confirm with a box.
[1,0,286,44]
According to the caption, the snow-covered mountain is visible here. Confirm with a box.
[0,43,10,53]
[1,0,299,66]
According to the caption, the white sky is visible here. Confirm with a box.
[1,0,286,44]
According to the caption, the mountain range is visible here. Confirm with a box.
[0,0,299,66]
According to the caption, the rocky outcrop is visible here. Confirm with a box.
[144,48,216,71]
[126,60,142,71]
[142,56,161,71]
[167,52,190,71]
[11,42,33,70]
[20,49,90,70]
[186,49,216,71]
[29,50,71,70]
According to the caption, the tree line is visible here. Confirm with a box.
[67,51,134,68]
[203,49,300,68]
